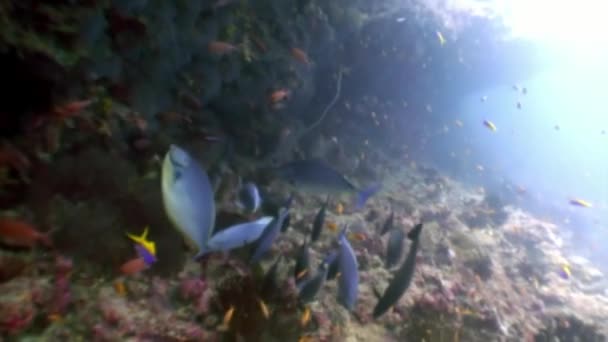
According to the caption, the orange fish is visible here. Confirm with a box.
[291,48,310,65]
[119,257,148,275]
[326,221,338,232]
[208,41,238,55]
[269,89,290,104]
[335,203,344,215]
[0,218,52,248]
[113,281,127,296]
[52,99,93,120]
[348,232,367,242]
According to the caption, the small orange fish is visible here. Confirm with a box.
[218,305,235,331]
[348,232,367,242]
[114,281,127,296]
[335,203,344,215]
[119,257,148,275]
[52,99,93,120]
[298,335,315,342]
[291,48,310,65]
[326,221,338,232]
[208,41,238,55]
[296,269,309,280]
[300,306,311,327]
[258,298,270,319]
[0,218,52,248]
[269,89,290,104]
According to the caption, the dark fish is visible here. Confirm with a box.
[236,182,262,213]
[276,160,380,209]
[311,196,329,242]
[250,207,290,263]
[385,228,405,268]
[281,213,291,233]
[337,227,359,311]
[297,253,332,303]
[262,255,283,292]
[373,223,423,318]
[380,211,394,236]
[326,250,340,281]
[294,239,310,283]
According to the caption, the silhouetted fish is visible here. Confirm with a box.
[385,228,405,268]
[311,196,329,242]
[276,159,380,209]
[250,207,290,263]
[380,211,393,236]
[373,223,423,318]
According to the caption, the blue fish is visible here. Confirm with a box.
[161,145,215,259]
[373,223,423,318]
[297,254,332,303]
[380,211,393,236]
[385,228,405,268]
[236,181,262,213]
[276,160,380,209]
[337,227,359,311]
[325,250,340,281]
[206,217,273,253]
[250,207,290,263]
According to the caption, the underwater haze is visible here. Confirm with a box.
[0,0,607,341]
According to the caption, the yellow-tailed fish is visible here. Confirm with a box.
[436,31,446,46]
[126,226,156,256]
[161,145,215,259]
[300,306,311,327]
[569,198,592,208]
[258,298,270,319]
[219,305,235,331]
[559,264,571,279]
[483,120,497,132]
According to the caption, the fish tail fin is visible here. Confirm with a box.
[407,223,423,240]
[354,184,381,209]
[193,248,211,261]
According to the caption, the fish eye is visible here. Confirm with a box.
[174,170,182,181]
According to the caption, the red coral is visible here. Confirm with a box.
[0,302,34,335]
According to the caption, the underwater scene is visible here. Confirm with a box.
[1,0,608,341]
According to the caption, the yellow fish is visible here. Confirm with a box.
[300,306,311,327]
[326,221,339,232]
[258,298,270,319]
[218,305,235,331]
[483,120,497,132]
[436,31,446,46]
[126,226,156,256]
[335,202,344,215]
[569,198,592,208]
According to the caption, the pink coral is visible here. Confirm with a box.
[179,277,207,301]
[48,256,73,316]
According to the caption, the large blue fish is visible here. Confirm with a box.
[337,227,359,311]
[206,216,273,253]
[276,160,380,209]
[373,223,423,318]
[250,207,290,263]
[161,145,215,259]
